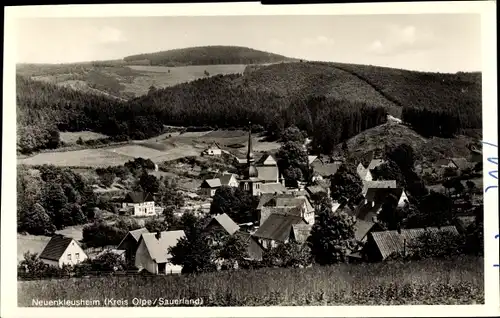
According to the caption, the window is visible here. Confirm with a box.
[67,254,71,261]
[244,183,249,190]
[75,253,80,260]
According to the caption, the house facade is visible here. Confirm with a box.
[203,143,222,156]
[200,178,222,197]
[122,192,155,217]
[218,173,239,188]
[117,228,149,264]
[252,214,306,249]
[135,231,186,275]
[39,236,88,268]
[357,163,373,181]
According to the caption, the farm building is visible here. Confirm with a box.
[203,213,240,238]
[252,214,306,249]
[356,163,373,181]
[122,192,155,217]
[39,235,88,268]
[117,227,149,264]
[450,157,473,171]
[135,230,186,275]
[200,178,222,197]
[202,142,222,156]
[363,226,460,262]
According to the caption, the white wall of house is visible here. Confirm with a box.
[303,210,315,225]
[202,187,218,197]
[206,148,222,156]
[135,240,158,274]
[164,263,183,275]
[398,191,409,207]
[41,240,88,268]
[227,176,239,187]
[364,170,373,181]
[122,201,155,216]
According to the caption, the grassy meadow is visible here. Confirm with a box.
[18,256,483,306]
[17,129,281,168]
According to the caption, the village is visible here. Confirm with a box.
[20,123,484,278]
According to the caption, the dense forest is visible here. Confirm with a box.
[328,62,482,135]
[17,165,97,235]
[123,45,295,66]
[16,59,482,155]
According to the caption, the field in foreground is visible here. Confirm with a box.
[18,256,483,306]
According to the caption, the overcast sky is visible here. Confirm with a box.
[16,14,481,73]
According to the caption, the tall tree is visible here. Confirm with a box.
[277,141,310,186]
[329,163,363,204]
[307,202,357,265]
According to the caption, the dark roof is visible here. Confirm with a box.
[369,226,459,260]
[235,231,264,261]
[341,203,381,223]
[39,236,75,261]
[117,228,149,249]
[306,185,327,195]
[124,192,154,203]
[253,214,305,241]
[201,178,222,188]
[362,180,397,194]
[365,187,404,203]
[354,219,377,241]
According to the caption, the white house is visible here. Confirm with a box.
[218,173,239,188]
[357,163,373,181]
[200,178,222,197]
[39,236,88,268]
[202,143,222,156]
[122,192,156,216]
[135,230,186,275]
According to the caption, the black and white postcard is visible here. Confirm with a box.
[2,2,498,317]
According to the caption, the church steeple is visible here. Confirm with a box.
[244,122,258,179]
[247,121,254,163]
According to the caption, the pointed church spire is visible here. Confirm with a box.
[247,121,254,163]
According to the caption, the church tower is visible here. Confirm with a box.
[239,122,262,196]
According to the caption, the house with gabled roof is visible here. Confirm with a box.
[202,142,222,156]
[252,214,306,249]
[200,178,222,197]
[217,173,239,188]
[117,228,149,264]
[122,192,155,217]
[39,235,88,268]
[310,157,342,179]
[135,230,186,275]
[363,226,460,262]
[203,213,240,237]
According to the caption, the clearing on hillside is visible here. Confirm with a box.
[59,131,110,144]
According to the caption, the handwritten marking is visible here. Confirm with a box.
[481,141,498,193]
[495,235,500,267]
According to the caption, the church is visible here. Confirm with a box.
[239,125,287,196]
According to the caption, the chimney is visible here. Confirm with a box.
[155,231,161,240]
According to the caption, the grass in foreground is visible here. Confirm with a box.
[18,256,483,306]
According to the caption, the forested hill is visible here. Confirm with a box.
[17,60,482,155]
[123,46,297,66]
